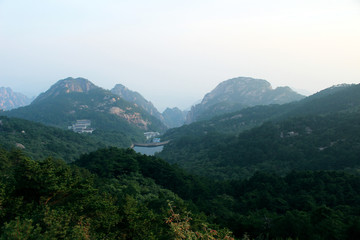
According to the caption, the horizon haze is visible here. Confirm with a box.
[1,0,359,111]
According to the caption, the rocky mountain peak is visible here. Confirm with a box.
[112,83,127,91]
[59,77,97,93]
[201,77,272,106]
[32,77,99,104]
[112,84,139,101]
[49,77,97,93]
[186,76,304,123]
[0,87,32,111]
[111,83,164,122]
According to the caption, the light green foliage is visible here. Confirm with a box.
[166,201,235,240]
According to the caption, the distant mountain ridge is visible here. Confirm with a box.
[111,84,164,122]
[0,87,32,110]
[111,84,188,128]
[164,83,360,140]
[160,83,360,180]
[1,77,167,146]
[31,77,166,130]
[162,107,188,128]
[186,77,304,123]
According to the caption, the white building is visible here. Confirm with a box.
[144,132,160,140]
[71,120,94,133]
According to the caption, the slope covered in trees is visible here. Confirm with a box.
[1,147,360,239]
[159,84,360,179]
[160,111,360,180]
[0,147,235,239]
[0,116,136,162]
[1,78,168,146]
[163,84,357,139]
[1,81,360,239]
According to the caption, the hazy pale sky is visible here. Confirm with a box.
[1,0,359,111]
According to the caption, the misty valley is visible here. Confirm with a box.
[1,76,360,239]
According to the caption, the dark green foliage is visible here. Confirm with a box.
[0,116,108,162]
[0,148,179,239]
[76,147,212,202]
[207,171,360,239]
[74,147,360,239]
[76,147,140,178]
[0,149,120,239]
[1,147,360,239]
[160,109,360,180]
[163,83,360,141]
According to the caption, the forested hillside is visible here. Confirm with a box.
[0,116,133,162]
[163,84,357,140]
[0,147,234,239]
[1,147,360,239]
[1,78,167,146]
[160,111,360,180]
[1,80,360,239]
[159,84,360,179]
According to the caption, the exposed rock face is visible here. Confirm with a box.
[0,87,32,111]
[186,77,304,123]
[162,107,187,128]
[109,106,150,129]
[201,77,271,106]
[15,143,26,149]
[111,84,164,122]
[32,77,98,104]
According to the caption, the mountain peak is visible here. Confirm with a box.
[187,76,304,123]
[111,83,164,121]
[32,77,98,104]
[52,77,97,93]
[0,87,32,110]
[201,77,272,105]
[113,83,128,91]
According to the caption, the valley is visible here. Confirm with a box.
[1,1,358,238]
[0,76,360,239]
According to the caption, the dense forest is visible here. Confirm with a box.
[0,116,132,161]
[159,111,360,180]
[1,147,360,239]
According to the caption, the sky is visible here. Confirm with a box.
[0,0,359,111]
